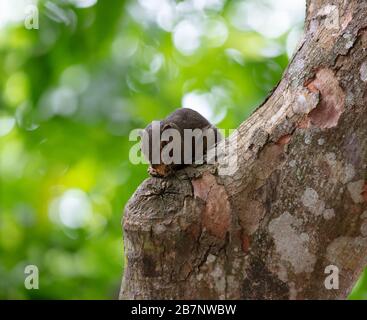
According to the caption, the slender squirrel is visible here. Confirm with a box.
[141,108,222,177]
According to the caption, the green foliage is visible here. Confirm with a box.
[0,0,365,299]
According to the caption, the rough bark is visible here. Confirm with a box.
[120,0,367,300]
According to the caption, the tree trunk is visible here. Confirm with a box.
[120,0,367,300]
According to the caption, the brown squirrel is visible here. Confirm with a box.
[141,108,222,177]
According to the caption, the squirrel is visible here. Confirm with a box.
[141,108,222,177]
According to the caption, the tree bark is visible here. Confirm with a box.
[120,0,367,300]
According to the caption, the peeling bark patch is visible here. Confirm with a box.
[307,69,345,129]
[239,200,266,235]
[297,116,311,129]
[255,144,284,181]
[269,212,316,274]
[347,180,365,204]
[192,172,231,239]
[276,134,292,146]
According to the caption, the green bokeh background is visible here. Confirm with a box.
[0,0,365,299]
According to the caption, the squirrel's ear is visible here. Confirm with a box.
[162,122,179,131]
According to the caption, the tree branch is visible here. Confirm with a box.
[120,0,367,299]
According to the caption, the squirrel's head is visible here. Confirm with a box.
[140,121,181,177]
